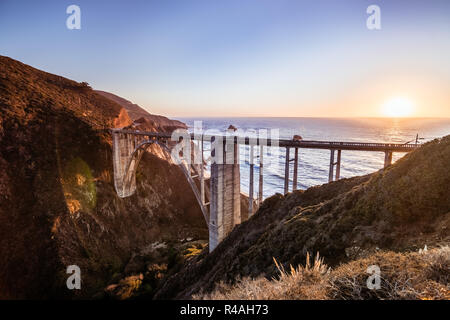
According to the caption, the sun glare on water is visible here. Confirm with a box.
[381,97,415,118]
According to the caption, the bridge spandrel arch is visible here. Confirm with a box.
[111,131,210,224]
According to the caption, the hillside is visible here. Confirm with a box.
[196,247,449,300]
[155,136,450,299]
[0,56,207,298]
[95,90,187,132]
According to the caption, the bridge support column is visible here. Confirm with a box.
[284,147,290,194]
[249,145,254,217]
[209,139,241,252]
[258,145,264,207]
[335,150,341,180]
[293,148,299,191]
[200,139,205,205]
[329,149,335,183]
[384,151,393,168]
[112,131,139,197]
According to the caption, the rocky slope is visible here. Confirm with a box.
[95,90,187,132]
[155,136,450,299]
[0,56,207,298]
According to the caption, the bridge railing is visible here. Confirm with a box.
[111,129,418,152]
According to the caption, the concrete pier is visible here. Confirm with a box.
[384,151,393,168]
[293,148,299,190]
[328,149,335,183]
[258,146,264,206]
[209,138,241,252]
[284,147,290,194]
[335,150,341,180]
[249,145,254,217]
[112,132,140,197]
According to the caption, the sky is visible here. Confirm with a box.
[1,0,449,118]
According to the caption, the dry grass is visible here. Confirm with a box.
[194,247,449,300]
[329,246,450,300]
[105,274,143,300]
[195,253,330,300]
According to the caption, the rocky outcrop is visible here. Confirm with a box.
[0,56,206,298]
[114,108,133,128]
[95,90,151,120]
[95,90,187,132]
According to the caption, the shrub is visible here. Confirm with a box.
[194,253,329,300]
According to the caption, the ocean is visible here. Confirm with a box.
[177,117,450,199]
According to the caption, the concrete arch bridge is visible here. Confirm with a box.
[111,129,418,252]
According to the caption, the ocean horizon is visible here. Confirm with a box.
[178,117,450,198]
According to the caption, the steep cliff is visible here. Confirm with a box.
[155,136,450,299]
[0,56,207,298]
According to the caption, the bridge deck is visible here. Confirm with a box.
[112,129,419,152]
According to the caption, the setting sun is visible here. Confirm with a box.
[381,97,415,118]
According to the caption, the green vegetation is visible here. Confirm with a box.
[61,157,97,212]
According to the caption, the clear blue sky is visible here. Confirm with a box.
[1,0,449,117]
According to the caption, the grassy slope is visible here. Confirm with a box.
[155,136,450,299]
[196,247,449,300]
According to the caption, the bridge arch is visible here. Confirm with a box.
[112,133,209,224]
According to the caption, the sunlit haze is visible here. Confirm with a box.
[381,97,414,118]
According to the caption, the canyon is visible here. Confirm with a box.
[0,55,207,298]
